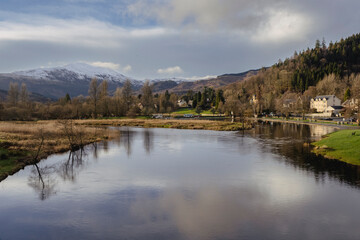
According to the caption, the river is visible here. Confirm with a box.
[1,122,360,240]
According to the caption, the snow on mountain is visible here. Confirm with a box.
[12,63,142,86]
[11,63,212,86]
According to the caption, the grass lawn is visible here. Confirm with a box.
[312,130,360,165]
[171,108,215,115]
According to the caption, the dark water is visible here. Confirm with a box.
[1,123,360,240]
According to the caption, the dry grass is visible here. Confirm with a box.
[0,120,118,181]
[0,120,115,154]
[75,118,252,131]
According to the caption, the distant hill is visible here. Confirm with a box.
[0,63,258,99]
[151,69,259,95]
[0,88,52,102]
[0,63,143,99]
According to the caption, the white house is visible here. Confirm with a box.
[325,105,343,117]
[310,95,341,113]
[177,99,188,108]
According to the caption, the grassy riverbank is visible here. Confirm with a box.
[0,121,116,181]
[312,130,360,165]
[76,118,251,131]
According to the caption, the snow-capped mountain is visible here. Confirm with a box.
[0,63,144,99]
[13,63,142,86]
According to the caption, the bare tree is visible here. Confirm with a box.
[8,82,19,107]
[122,79,133,112]
[351,75,360,125]
[58,119,85,150]
[88,78,100,118]
[20,83,29,106]
[99,80,109,117]
[140,80,154,115]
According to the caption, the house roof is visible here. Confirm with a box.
[342,99,351,105]
[314,95,336,100]
[327,105,343,110]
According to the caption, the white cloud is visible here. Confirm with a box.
[157,66,183,75]
[127,0,313,43]
[185,75,217,81]
[86,62,132,73]
[88,61,121,70]
[252,10,312,43]
[122,65,132,73]
[0,15,173,48]
[128,0,284,30]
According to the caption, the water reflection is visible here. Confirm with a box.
[27,148,91,200]
[118,128,135,156]
[131,185,269,240]
[249,122,360,188]
[2,125,360,239]
[143,129,154,154]
[58,150,87,182]
[28,163,57,201]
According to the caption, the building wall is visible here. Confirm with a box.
[310,96,341,113]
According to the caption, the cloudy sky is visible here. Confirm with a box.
[0,0,359,79]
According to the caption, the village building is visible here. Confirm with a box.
[342,98,359,109]
[177,99,188,108]
[324,105,344,117]
[310,95,341,113]
[282,98,297,109]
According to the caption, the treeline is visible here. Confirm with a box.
[179,87,225,112]
[276,33,360,92]
[0,79,180,120]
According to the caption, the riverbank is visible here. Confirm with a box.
[0,119,251,181]
[253,117,359,130]
[312,130,360,165]
[0,121,117,182]
[75,118,252,131]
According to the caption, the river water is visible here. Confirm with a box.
[1,122,360,240]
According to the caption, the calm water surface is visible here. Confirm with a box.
[1,122,360,240]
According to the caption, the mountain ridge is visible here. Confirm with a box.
[0,63,257,99]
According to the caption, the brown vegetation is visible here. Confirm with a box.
[75,118,252,131]
[0,120,117,181]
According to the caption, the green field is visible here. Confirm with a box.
[171,108,215,115]
[312,130,360,165]
[0,148,28,180]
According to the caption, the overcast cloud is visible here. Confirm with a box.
[0,0,359,79]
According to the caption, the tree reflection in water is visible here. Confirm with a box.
[58,149,87,183]
[119,128,134,156]
[27,148,90,200]
[143,129,153,155]
[28,163,57,201]
[249,122,360,188]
